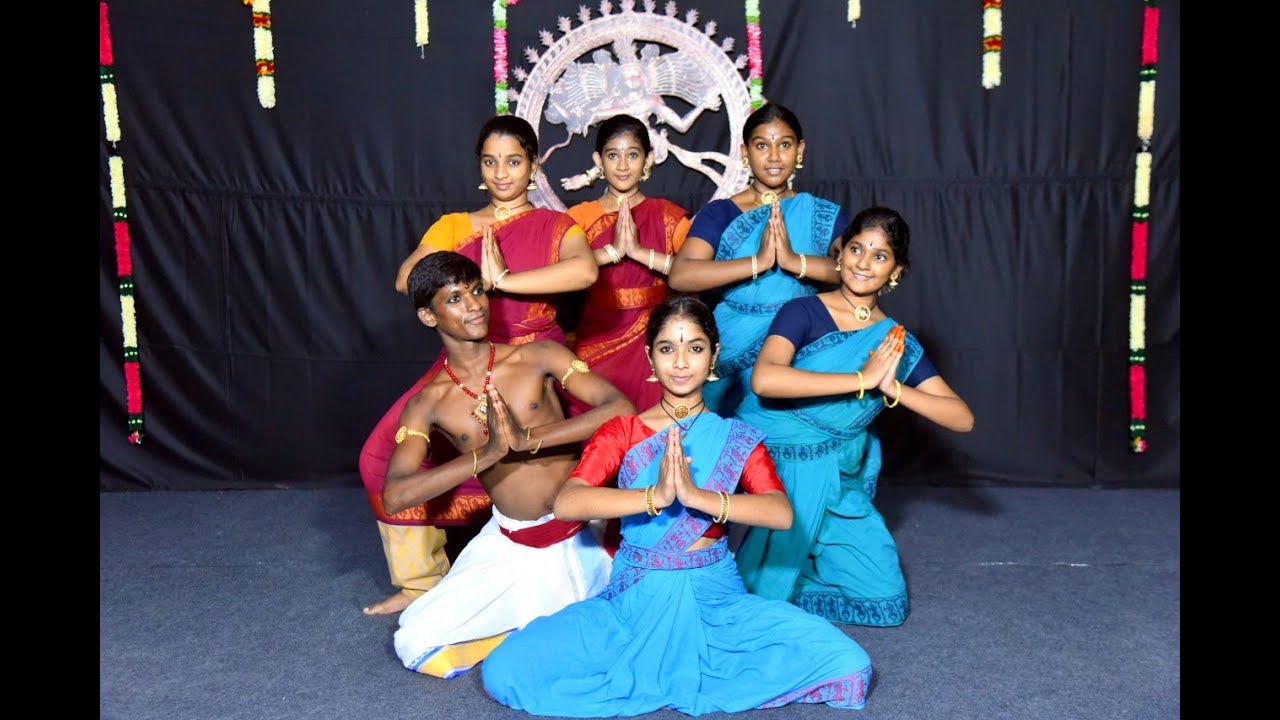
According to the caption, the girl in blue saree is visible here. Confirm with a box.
[735,207,974,627]
[482,295,873,717]
[668,103,849,418]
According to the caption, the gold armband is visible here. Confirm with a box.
[561,359,590,387]
[394,426,430,446]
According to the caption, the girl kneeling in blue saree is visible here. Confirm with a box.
[735,206,975,627]
[482,295,873,717]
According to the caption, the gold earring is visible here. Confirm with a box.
[645,366,659,383]
[796,155,804,169]
[890,276,899,288]
[478,181,487,190]
[707,363,720,382]
[835,263,841,272]
[527,179,538,190]
[641,165,652,182]
[741,156,749,169]
[590,165,603,186]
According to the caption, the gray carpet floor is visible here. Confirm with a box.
[100,485,1180,720]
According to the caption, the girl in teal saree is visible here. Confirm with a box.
[735,207,974,627]
[668,103,849,418]
[482,295,873,716]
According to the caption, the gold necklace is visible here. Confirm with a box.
[491,202,531,221]
[605,186,641,206]
[751,181,786,206]
[838,288,873,323]
[661,397,705,433]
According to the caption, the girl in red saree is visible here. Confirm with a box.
[360,115,597,615]
[565,114,691,414]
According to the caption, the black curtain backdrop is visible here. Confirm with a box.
[99,0,1179,491]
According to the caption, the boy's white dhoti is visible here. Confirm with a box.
[393,505,612,677]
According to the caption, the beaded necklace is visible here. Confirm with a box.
[443,342,496,433]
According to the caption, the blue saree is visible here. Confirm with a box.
[700,193,844,417]
[734,318,924,627]
[481,413,872,717]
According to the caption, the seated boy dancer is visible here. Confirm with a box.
[384,251,634,679]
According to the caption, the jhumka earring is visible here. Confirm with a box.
[478,181,487,190]
[741,156,749,169]
[707,363,720,382]
[796,155,805,169]
[527,179,538,190]
[834,263,841,272]
[890,275,899,288]
[589,165,603,186]
[645,365,659,383]
[641,165,652,182]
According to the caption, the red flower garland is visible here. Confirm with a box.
[101,1,145,444]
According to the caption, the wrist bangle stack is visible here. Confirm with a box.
[855,370,866,400]
[713,491,730,524]
[662,253,673,275]
[603,245,622,264]
[648,248,656,270]
[796,254,808,279]
[750,254,759,281]
[883,379,903,408]
[645,485,662,516]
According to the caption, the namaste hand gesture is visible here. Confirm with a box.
[654,427,695,511]
[480,224,509,292]
[860,324,905,394]
[481,386,517,461]
[612,196,640,262]
[765,201,797,269]
[752,203,780,276]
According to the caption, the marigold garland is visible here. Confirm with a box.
[415,1,430,51]
[745,0,764,109]
[247,0,276,108]
[101,2,145,444]
[1128,0,1159,454]
[982,0,1002,89]
[847,1,860,27]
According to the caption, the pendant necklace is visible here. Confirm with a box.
[491,202,531,221]
[443,342,496,433]
[751,181,782,206]
[661,396,705,428]
[839,287,873,323]
[605,186,641,207]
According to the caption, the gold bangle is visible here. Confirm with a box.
[797,254,807,280]
[751,254,759,281]
[494,268,510,289]
[530,438,544,454]
[855,370,865,400]
[394,426,430,446]
[645,485,662,516]
[714,490,730,524]
[648,248,656,270]
[470,449,479,478]
[603,244,622,264]
[883,379,903,408]
[662,253,673,275]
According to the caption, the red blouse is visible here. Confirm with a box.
[570,415,786,538]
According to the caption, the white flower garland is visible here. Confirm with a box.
[250,0,276,108]
[848,1,860,27]
[982,1,1002,89]
[415,1,430,50]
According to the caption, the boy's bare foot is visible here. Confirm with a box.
[362,589,417,615]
